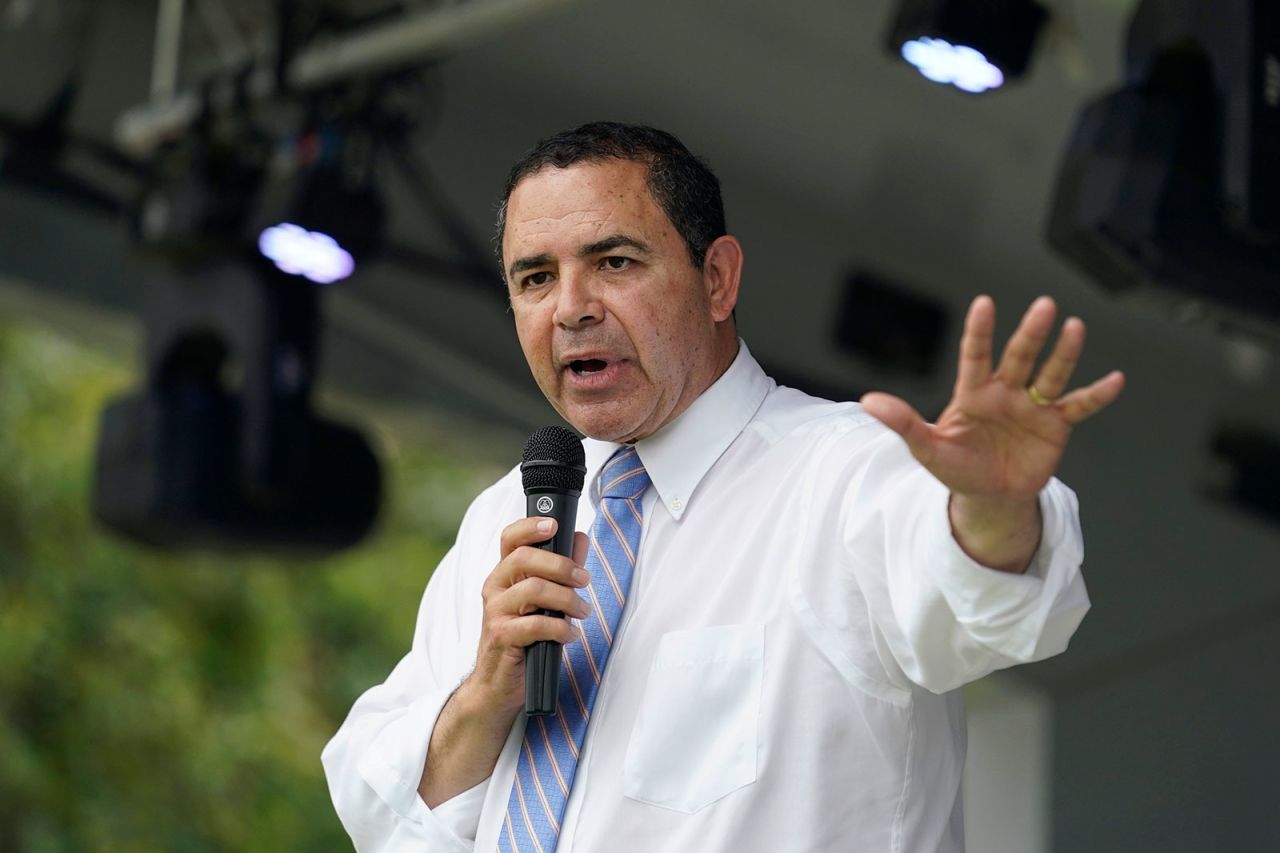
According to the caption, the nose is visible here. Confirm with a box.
[553,268,604,330]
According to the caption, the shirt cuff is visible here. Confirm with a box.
[925,478,1086,662]
[356,690,483,851]
[417,777,490,844]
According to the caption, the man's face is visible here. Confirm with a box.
[502,159,735,443]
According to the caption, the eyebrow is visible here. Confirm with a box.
[507,253,552,281]
[506,234,652,282]
[579,234,651,258]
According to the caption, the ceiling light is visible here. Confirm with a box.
[900,37,1005,93]
[886,0,1049,92]
[258,222,356,284]
[253,124,385,285]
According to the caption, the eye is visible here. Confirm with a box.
[600,256,632,272]
[520,271,553,289]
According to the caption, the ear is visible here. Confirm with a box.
[702,235,744,323]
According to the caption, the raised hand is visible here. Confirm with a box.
[860,295,1124,570]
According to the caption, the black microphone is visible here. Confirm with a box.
[520,426,586,716]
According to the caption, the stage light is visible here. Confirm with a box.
[252,125,386,284]
[131,116,384,285]
[1046,0,1280,326]
[93,264,383,554]
[257,222,356,284]
[109,119,385,553]
[901,37,1005,93]
[886,0,1049,92]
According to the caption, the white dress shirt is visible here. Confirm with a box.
[322,342,1090,852]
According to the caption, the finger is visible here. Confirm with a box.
[490,613,580,650]
[572,531,588,567]
[495,576,592,620]
[996,296,1056,389]
[860,391,937,467]
[1030,316,1085,400]
[490,544,590,591]
[955,295,996,392]
[1057,370,1126,425]
[500,516,560,559]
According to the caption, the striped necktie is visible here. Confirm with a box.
[500,446,651,853]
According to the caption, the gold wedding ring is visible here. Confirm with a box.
[1027,385,1054,407]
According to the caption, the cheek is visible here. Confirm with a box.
[637,315,694,376]
[513,314,552,372]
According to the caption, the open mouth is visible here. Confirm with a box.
[569,358,609,376]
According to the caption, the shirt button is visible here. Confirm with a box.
[670,498,684,511]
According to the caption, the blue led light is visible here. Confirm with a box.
[257,222,356,284]
[901,37,1005,93]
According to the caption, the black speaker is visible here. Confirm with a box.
[92,263,381,553]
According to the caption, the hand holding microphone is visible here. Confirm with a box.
[462,427,588,727]
[519,426,587,715]
[421,434,587,807]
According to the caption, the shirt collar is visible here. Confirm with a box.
[582,340,772,520]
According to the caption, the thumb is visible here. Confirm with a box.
[860,392,935,464]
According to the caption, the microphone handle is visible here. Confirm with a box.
[524,488,580,715]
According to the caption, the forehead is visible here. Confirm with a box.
[502,159,673,258]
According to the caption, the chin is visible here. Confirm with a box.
[571,421,638,444]
[563,408,644,444]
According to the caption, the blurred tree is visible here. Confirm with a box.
[0,317,506,851]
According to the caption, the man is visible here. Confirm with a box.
[323,122,1124,852]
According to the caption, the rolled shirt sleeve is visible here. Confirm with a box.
[836,428,1090,695]
[322,477,515,851]
[321,658,479,852]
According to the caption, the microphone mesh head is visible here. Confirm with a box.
[521,426,586,492]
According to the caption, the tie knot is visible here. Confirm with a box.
[599,446,651,500]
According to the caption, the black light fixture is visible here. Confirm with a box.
[833,270,949,378]
[131,125,269,265]
[1206,424,1280,526]
[1046,0,1280,325]
[886,0,1050,93]
[253,121,386,286]
[91,261,383,554]
[104,110,386,553]
[133,110,386,288]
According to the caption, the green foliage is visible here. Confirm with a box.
[0,319,505,851]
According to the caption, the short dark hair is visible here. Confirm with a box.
[496,121,726,270]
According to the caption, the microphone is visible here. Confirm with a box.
[520,426,586,716]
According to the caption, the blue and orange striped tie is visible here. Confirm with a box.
[499,446,650,852]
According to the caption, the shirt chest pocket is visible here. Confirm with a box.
[621,623,763,814]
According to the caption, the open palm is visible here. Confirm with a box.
[861,295,1125,503]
